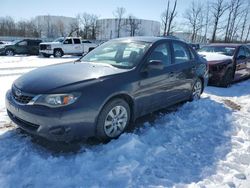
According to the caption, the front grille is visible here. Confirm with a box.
[40,44,47,50]
[7,110,40,131]
[12,86,34,104]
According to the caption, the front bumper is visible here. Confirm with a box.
[39,50,53,55]
[208,66,227,85]
[0,48,5,55]
[5,90,96,141]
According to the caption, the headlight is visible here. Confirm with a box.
[33,93,80,107]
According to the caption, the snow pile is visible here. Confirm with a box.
[0,56,250,187]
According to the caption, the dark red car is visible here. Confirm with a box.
[198,44,250,87]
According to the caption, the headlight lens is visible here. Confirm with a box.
[34,93,80,107]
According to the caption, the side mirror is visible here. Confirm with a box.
[237,55,246,60]
[147,60,165,70]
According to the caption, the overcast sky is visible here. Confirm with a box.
[1,0,189,22]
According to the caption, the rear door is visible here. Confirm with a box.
[170,41,196,99]
[27,40,41,55]
[73,38,83,54]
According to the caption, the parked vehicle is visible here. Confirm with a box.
[6,37,208,142]
[189,43,200,50]
[0,39,42,56]
[198,44,250,87]
[247,44,250,49]
[39,37,97,57]
[0,41,7,49]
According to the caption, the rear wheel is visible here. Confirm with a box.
[191,78,203,101]
[220,68,234,87]
[53,49,63,58]
[5,49,14,56]
[96,99,130,141]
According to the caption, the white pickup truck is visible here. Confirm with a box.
[39,37,97,57]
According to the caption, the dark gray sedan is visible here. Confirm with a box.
[5,37,208,142]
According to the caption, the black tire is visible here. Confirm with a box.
[190,78,203,101]
[96,98,131,141]
[88,47,95,52]
[220,68,234,87]
[53,49,63,58]
[5,49,15,56]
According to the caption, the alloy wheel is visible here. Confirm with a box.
[192,80,202,100]
[5,50,14,56]
[104,105,128,138]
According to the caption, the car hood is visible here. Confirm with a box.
[0,44,6,49]
[14,62,130,94]
[198,52,232,64]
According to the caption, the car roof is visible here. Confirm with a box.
[112,36,183,43]
[203,43,243,48]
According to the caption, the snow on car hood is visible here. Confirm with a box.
[198,52,232,61]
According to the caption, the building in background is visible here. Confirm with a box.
[172,31,208,44]
[96,18,160,40]
[34,15,78,39]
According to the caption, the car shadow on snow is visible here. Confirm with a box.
[205,79,250,97]
[0,97,234,186]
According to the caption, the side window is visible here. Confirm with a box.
[173,42,191,64]
[244,47,250,58]
[237,47,246,58]
[28,40,39,46]
[147,43,171,66]
[73,39,81,44]
[18,41,27,46]
[64,39,72,44]
[82,40,91,43]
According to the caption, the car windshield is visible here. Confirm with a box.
[198,46,236,56]
[80,40,150,69]
[53,37,64,43]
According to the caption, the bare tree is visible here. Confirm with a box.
[184,0,203,42]
[203,1,210,42]
[126,15,141,36]
[245,24,250,42]
[57,20,65,37]
[240,6,249,42]
[227,0,244,41]
[211,0,228,42]
[113,7,126,38]
[77,13,99,39]
[161,0,177,36]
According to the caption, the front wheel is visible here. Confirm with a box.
[53,49,63,58]
[5,49,14,56]
[96,99,130,141]
[191,78,203,101]
[220,68,234,87]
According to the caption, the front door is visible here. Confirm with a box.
[235,46,250,80]
[15,40,28,54]
[135,42,176,115]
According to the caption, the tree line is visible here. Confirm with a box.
[0,0,249,43]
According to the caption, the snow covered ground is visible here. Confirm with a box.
[0,56,250,188]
